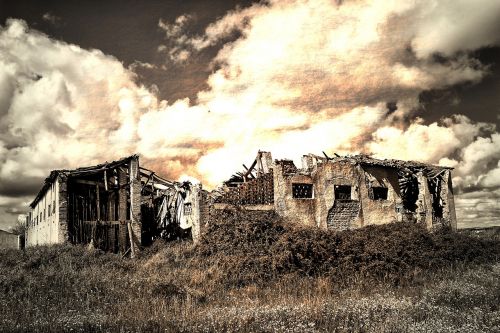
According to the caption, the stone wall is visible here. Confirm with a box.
[358,165,401,226]
[272,160,403,230]
[58,174,68,243]
[327,200,360,230]
[129,157,142,256]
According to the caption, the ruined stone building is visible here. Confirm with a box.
[214,151,457,231]
[26,151,457,253]
[26,155,206,255]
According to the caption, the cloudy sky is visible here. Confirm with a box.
[0,0,499,230]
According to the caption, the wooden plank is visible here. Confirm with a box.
[104,170,108,191]
[243,157,258,180]
[96,184,100,221]
[74,179,106,187]
[83,220,130,225]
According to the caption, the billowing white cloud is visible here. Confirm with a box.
[0,18,151,228]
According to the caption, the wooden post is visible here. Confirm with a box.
[104,170,108,191]
[96,184,100,221]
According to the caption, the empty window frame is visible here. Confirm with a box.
[53,201,56,214]
[292,183,313,199]
[371,187,388,200]
[334,185,352,200]
[48,204,51,217]
[184,203,192,215]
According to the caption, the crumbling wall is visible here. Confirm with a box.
[193,188,210,243]
[359,165,401,226]
[416,172,433,228]
[327,201,360,230]
[215,171,274,205]
[274,161,316,227]
[443,170,457,230]
[311,161,362,230]
[129,157,141,256]
[57,174,68,244]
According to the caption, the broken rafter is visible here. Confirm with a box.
[322,151,333,160]
[141,172,155,192]
[243,156,258,181]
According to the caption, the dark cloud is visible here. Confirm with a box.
[0,177,44,198]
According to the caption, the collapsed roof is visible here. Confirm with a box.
[29,154,175,208]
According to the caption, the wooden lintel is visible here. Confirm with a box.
[83,220,131,225]
[74,179,106,187]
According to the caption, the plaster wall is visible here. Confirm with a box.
[359,165,401,226]
[273,164,316,227]
[273,161,403,230]
[26,179,60,246]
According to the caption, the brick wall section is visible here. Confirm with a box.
[327,200,360,231]
[129,157,142,253]
[118,167,128,254]
[215,172,274,205]
[58,174,69,243]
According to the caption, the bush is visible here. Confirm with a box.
[193,208,500,288]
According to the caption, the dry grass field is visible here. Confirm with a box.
[1,210,499,332]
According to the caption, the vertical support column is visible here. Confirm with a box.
[118,167,128,254]
[96,184,100,221]
[441,170,458,231]
[58,174,69,243]
[260,152,274,174]
[129,156,141,257]
[416,172,433,230]
[107,191,116,252]
[191,184,202,244]
[301,155,314,171]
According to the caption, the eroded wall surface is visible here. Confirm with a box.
[359,165,401,226]
[273,160,403,230]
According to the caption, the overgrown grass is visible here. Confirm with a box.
[1,210,499,332]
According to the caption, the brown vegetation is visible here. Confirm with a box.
[1,210,499,332]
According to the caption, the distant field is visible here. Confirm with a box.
[1,211,500,332]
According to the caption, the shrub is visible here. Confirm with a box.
[192,208,500,288]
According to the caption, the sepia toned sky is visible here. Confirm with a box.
[0,0,499,230]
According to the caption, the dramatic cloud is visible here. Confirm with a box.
[2,0,500,228]
[0,18,148,227]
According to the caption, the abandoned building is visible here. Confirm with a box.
[213,151,457,231]
[26,151,457,253]
[25,155,207,255]
[0,229,22,250]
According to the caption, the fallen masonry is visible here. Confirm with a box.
[25,151,457,254]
